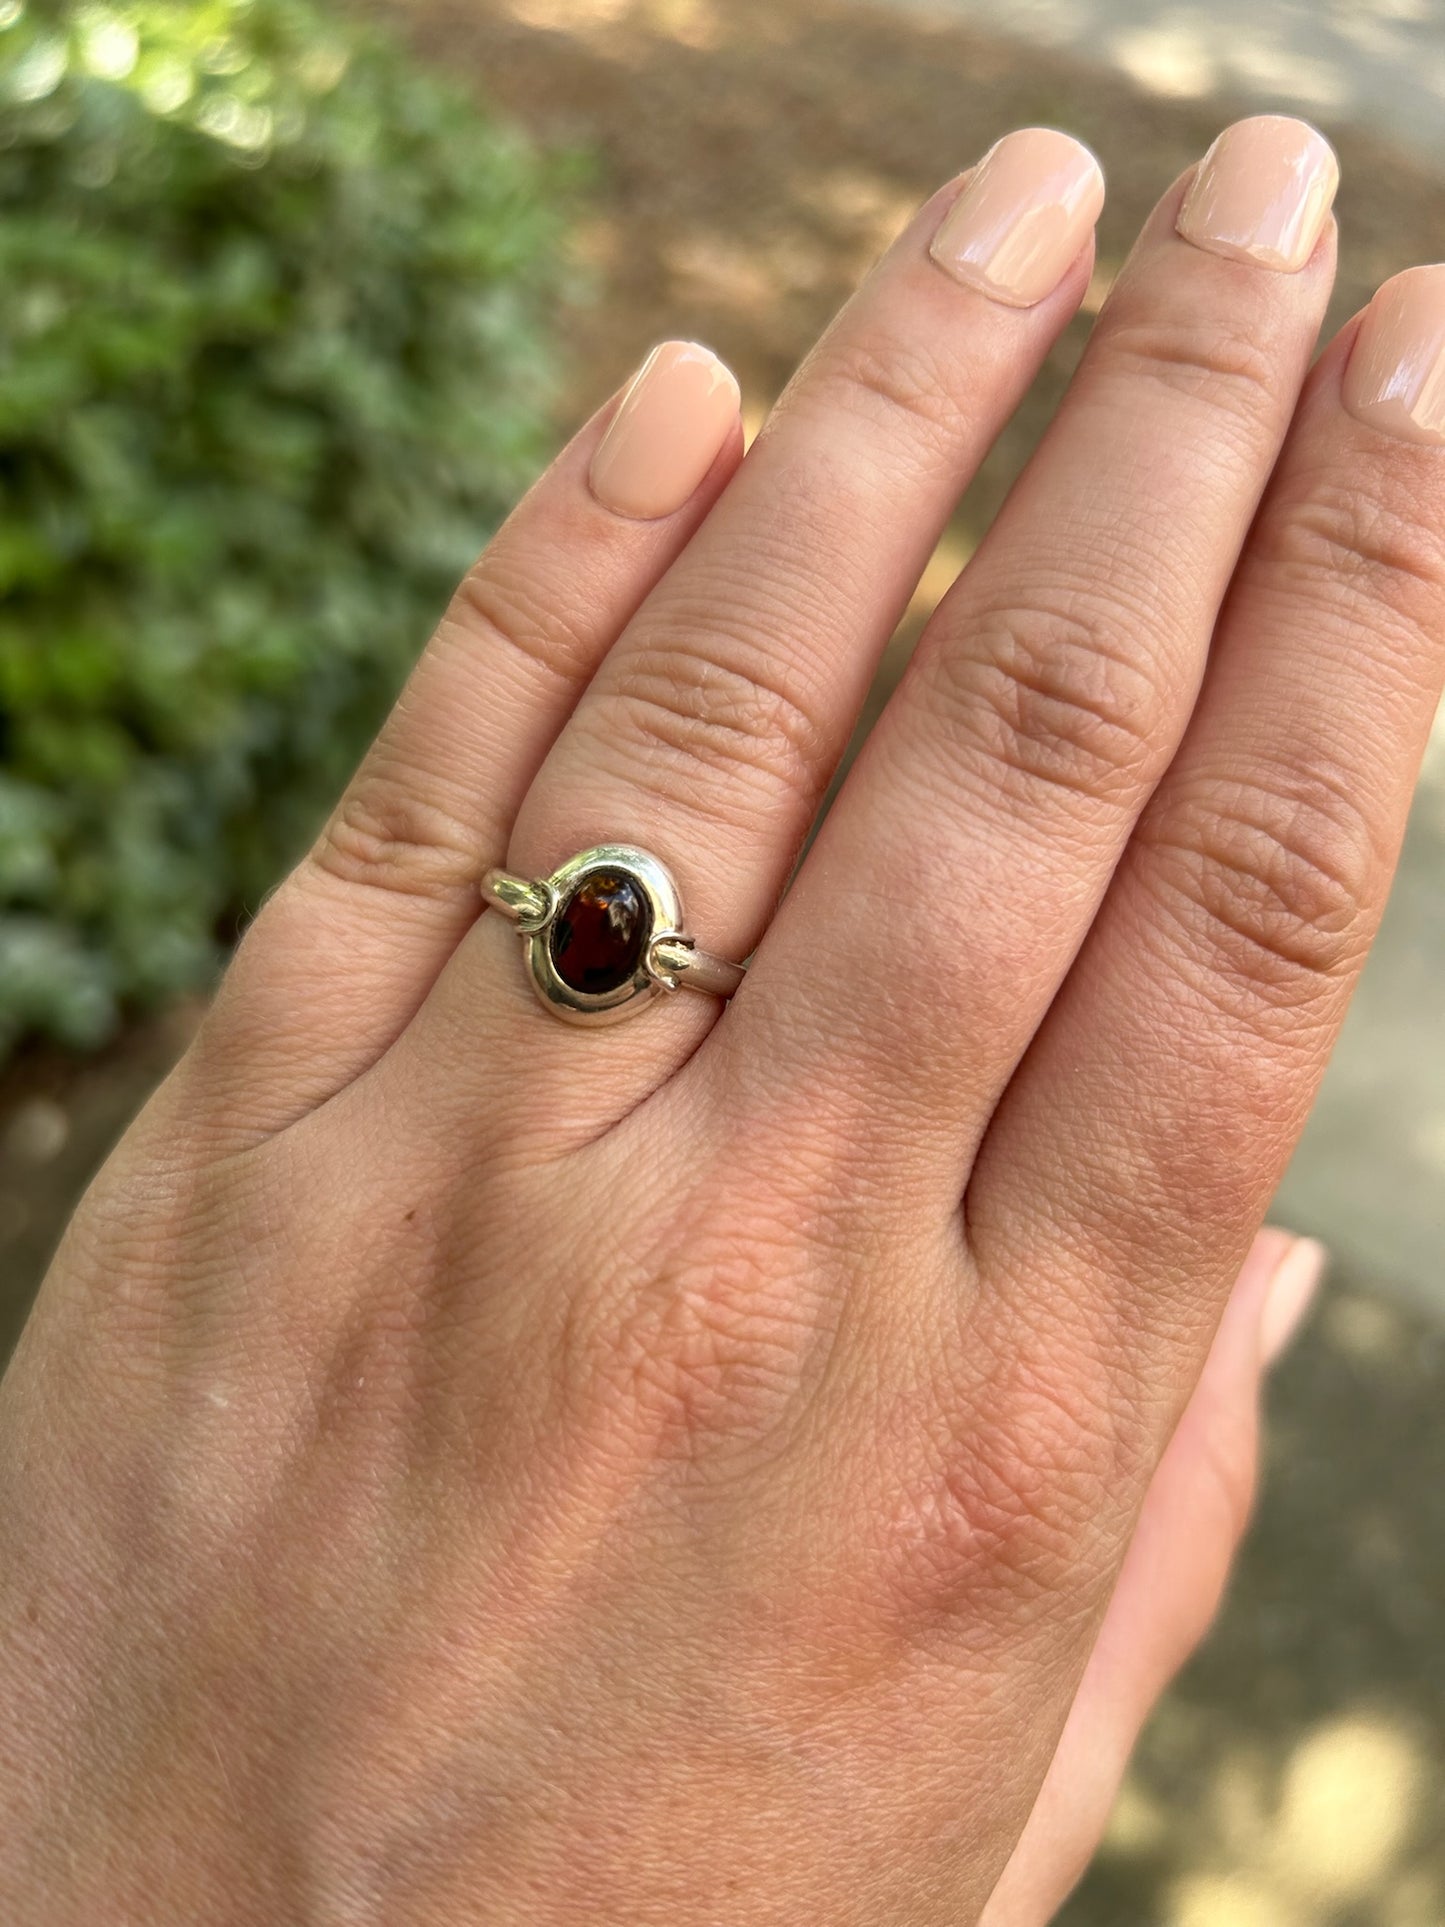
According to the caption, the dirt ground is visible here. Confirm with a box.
[4,0,1445,1917]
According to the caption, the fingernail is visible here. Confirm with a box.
[929,127,1104,308]
[1176,115,1338,273]
[1341,265,1445,445]
[1259,1237,1328,1366]
[589,340,741,520]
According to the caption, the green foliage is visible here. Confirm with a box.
[0,0,579,1057]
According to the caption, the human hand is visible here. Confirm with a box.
[3,116,1438,1922]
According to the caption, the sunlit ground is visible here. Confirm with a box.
[1110,1715,1433,1921]
[1093,1263,1445,1920]
[870,0,1445,165]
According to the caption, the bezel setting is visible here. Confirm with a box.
[521,844,686,1026]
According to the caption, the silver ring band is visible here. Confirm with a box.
[482,844,745,1026]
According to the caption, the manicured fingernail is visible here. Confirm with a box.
[589,340,741,520]
[1259,1237,1328,1366]
[929,127,1104,308]
[1341,265,1445,445]
[1176,115,1338,273]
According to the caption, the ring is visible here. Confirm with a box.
[481,844,746,1026]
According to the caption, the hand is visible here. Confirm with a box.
[2,116,1438,1923]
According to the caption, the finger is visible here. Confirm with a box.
[720,118,1339,1199]
[403,131,1105,1115]
[979,1232,1324,1925]
[973,268,1445,1399]
[195,345,743,1130]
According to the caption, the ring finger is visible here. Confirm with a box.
[195,357,743,1134]
[405,130,1106,1119]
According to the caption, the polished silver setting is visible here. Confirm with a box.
[481,843,746,1027]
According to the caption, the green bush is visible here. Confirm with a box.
[0,0,579,1059]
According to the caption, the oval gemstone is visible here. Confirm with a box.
[549,870,649,994]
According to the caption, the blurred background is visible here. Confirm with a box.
[0,1,1441,1918]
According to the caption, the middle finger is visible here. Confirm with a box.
[718,115,1340,1200]
[406,129,1104,1111]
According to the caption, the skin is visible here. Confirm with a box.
[2,127,1442,1923]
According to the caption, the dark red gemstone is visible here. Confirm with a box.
[549,871,649,994]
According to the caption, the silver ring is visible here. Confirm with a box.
[481,844,746,1026]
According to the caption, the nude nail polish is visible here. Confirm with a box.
[1342,265,1445,445]
[589,341,741,520]
[929,127,1104,308]
[1176,115,1338,273]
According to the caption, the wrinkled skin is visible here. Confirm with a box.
[2,124,1441,1923]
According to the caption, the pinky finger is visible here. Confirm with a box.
[193,342,744,1135]
[979,1231,1326,1925]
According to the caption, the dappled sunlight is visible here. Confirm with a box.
[508,0,634,29]
[1081,1263,1445,1920]
[1103,1776,1170,1856]
[570,209,623,285]
[809,166,923,252]
[1325,1289,1413,1366]
[1416,693,1445,830]
[1109,21,1220,99]
[1102,1710,1437,1922]
[1216,36,1347,107]
[3,0,358,158]
[1413,1108,1445,1173]
[1274,1715,1422,1900]
[665,228,790,315]
[638,0,724,49]
[896,0,1445,164]
[907,529,974,624]
[1081,261,1118,313]
[496,0,725,46]
[1170,1876,1304,1927]
[665,225,842,314]
[1109,16,1350,111]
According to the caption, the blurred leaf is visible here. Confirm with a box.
[0,0,582,1059]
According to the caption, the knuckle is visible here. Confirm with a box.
[803,329,964,457]
[311,762,479,901]
[449,549,598,688]
[917,591,1165,808]
[601,632,829,816]
[1141,766,1381,993]
[1103,313,1282,425]
[584,1233,828,1465]
[1254,475,1445,628]
[898,1359,1129,1624]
